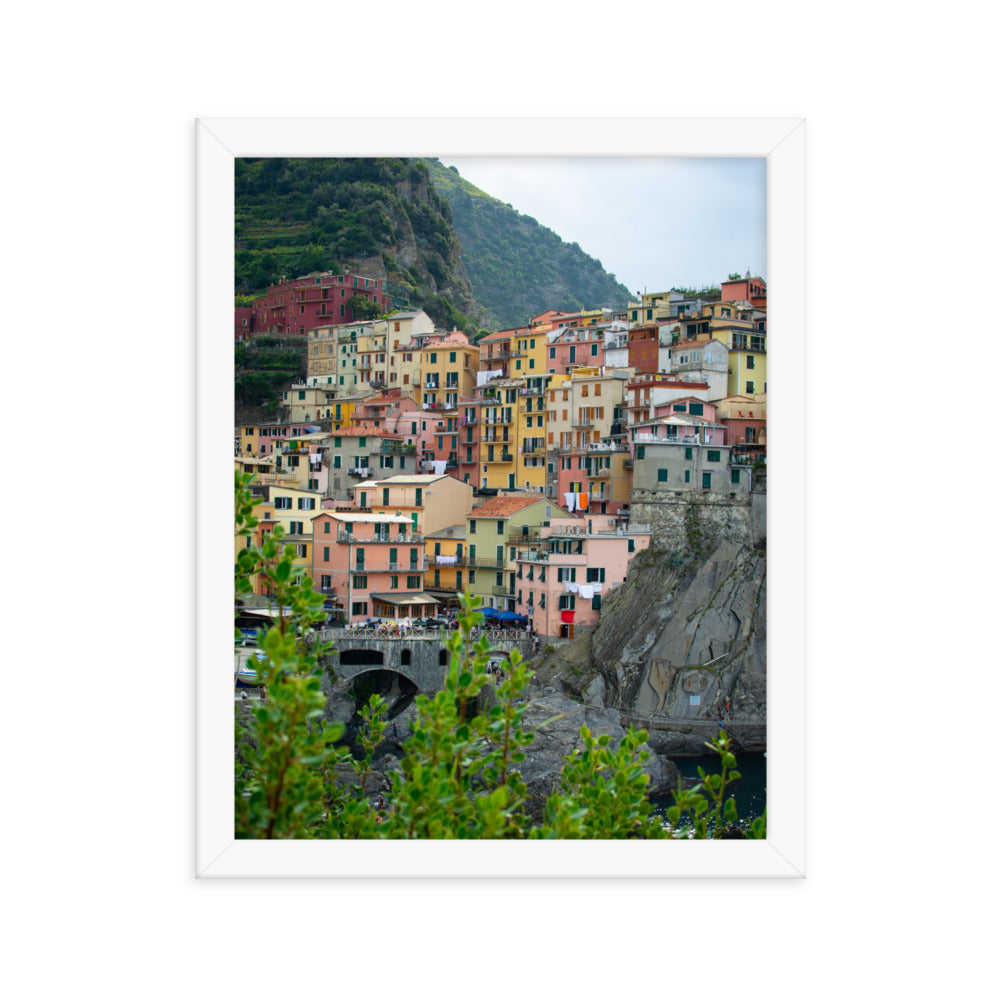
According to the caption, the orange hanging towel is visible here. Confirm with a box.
[578,492,588,510]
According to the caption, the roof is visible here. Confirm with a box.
[312,511,413,524]
[479,329,514,343]
[353,474,451,489]
[425,525,467,539]
[330,428,402,440]
[369,592,439,606]
[635,413,725,428]
[469,495,551,519]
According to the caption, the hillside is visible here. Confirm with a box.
[423,158,634,329]
[234,157,489,334]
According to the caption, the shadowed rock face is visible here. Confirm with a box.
[594,543,766,728]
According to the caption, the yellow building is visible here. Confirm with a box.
[417,332,480,412]
[465,495,566,611]
[353,473,473,536]
[260,485,321,576]
[424,523,467,611]
[510,329,548,377]
[545,367,629,452]
[391,343,422,400]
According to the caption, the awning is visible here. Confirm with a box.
[369,592,438,606]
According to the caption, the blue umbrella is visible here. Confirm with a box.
[480,606,499,618]
[495,610,525,623]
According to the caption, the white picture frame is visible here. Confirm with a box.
[197,117,805,878]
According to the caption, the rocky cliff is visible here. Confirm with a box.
[530,530,766,754]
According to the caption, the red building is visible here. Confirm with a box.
[235,306,254,340]
[720,275,767,309]
[251,271,392,337]
[627,324,660,374]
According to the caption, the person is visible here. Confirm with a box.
[392,722,398,738]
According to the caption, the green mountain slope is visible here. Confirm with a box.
[234,157,488,333]
[423,158,633,330]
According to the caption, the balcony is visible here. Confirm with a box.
[623,459,633,468]
[571,418,594,428]
[492,585,514,597]
[508,528,542,543]
[338,531,423,544]
[380,441,416,454]
[467,556,500,569]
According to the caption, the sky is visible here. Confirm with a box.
[440,157,766,296]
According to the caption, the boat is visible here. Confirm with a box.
[235,638,264,687]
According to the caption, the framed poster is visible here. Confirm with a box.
[197,117,805,877]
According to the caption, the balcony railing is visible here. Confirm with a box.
[571,419,594,428]
[467,556,501,569]
[492,585,514,597]
[338,531,423,544]
[508,529,542,543]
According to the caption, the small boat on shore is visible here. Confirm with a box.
[235,639,264,687]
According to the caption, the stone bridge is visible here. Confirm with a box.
[318,628,534,693]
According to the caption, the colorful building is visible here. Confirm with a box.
[513,514,652,640]
[423,524,467,612]
[465,495,567,611]
[310,510,431,623]
[352,473,473,537]
[252,271,391,337]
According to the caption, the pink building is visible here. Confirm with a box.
[546,327,606,374]
[513,515,651,640]
[311,511,432,623]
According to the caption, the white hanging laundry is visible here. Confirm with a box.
[563,492,577,512]
[592,582,603,593]
[436,555,457,565]
[578,584,595,599]
[432,460,447,475]
[566,582,579,594]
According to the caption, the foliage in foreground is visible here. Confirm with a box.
[233,472,765,840]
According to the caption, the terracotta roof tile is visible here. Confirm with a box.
[470,495,548,519]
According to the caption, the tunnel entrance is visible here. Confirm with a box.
[350,669,418,717]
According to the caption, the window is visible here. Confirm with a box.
[746,381,755,394]
[289,521,304,534]
[450,351,456,363]
[274,496,292,510]
[685,447,693,460]
[746,355,755,369]
[707,450,721,462]
[657,468,669,482]
[496,520,504,536]
[323,521,330,533]
[390,576,398,589]
[407,575,421,588]
[323,547,329,561]
[635,446,645,460]
[685,470,691,483]
[353,575,367,589]
[469,520,476,534]
[688,402,703,416]
[352,602,368,616]
[430,353,437,364]
[731,470,741,485]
